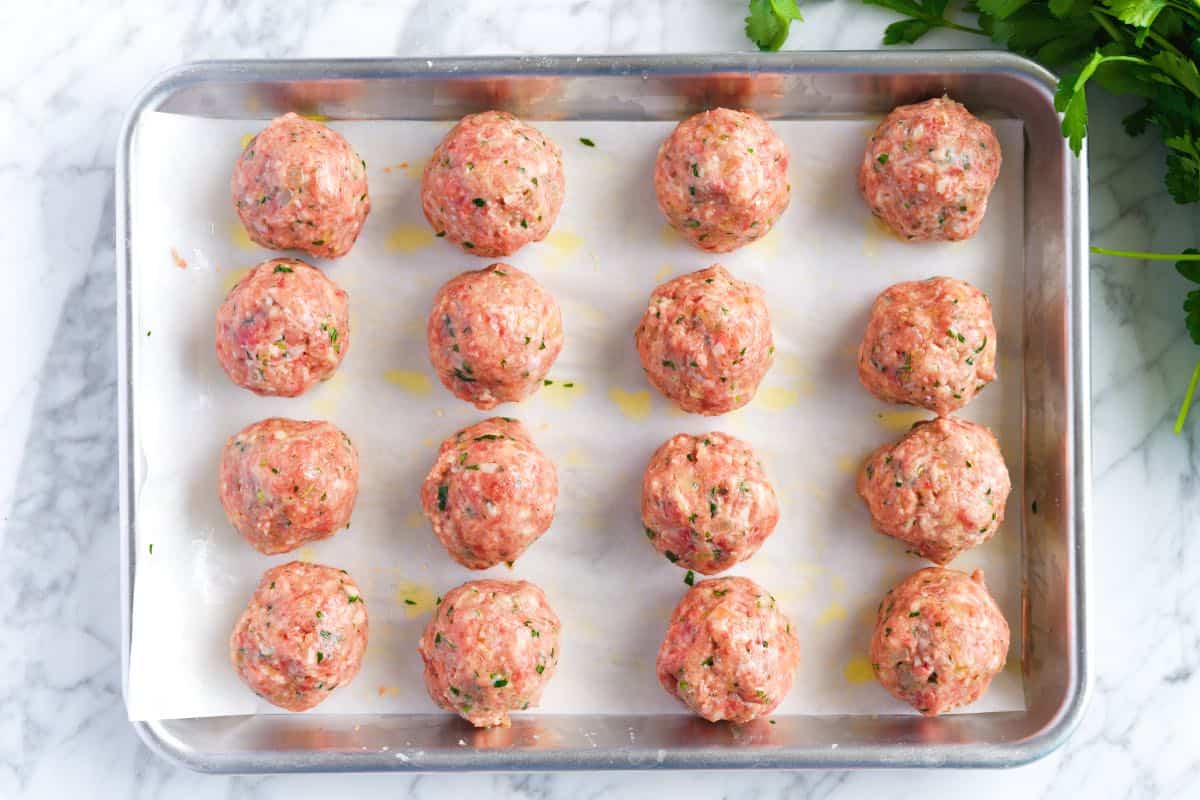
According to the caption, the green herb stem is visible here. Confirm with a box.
[1091,247,1200,261]
[1176,360,1200,433]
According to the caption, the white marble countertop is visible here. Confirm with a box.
[3,1,1198,797]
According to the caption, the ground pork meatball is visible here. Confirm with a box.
[654,108,790,253]
[219,418,359,555]
[859,97,1001,242]
[215,258,350,397]
[427,263,563,409]
[870,567,1009,715]
[857,276,997,414]
[231,112,370,259]
[858,417,1010,565]
[421,110,565,257]
[635,265,774,415]
[420,417,558,569]
[419,579,561,728]
[652,106,792,250]
[657,576,799,723]
[641,432,778,573]
[230,561,368,712]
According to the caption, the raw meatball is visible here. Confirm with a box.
[657,576,800,723]
[231,112,370,259]
[421,110,565,257]
[230,561,368,712]
[870,567,1009,715]
[858,417,1010,564]
[857,276,997,414]
[427,263,563,409]
[419,579,561,728]
[641,432,779,573]
[859,97,1001,242]
[215,258,349,397]
[219,418,359,555]
[635,264,774,415]
[420,418,558,569]
[654,108,790,253]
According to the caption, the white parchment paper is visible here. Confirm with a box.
[127,111,1025,721]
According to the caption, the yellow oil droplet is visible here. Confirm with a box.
[830,574,847,593]
[659,223,681,245]
[816,603,848,626]
[654,264,675,282]
[753,386,798,411]
[220,266,252,292]
[386,224,434,254]
[395,581,438,619]
[377,685,402,697]
[401,159,427,178]
[563,447,590,468]
[835,455,858,476]
[229,222,259,252]
[561,301,605,325]
[874,408,932,432]
[404,510,425,529]
[384,369,432,396]
[844,656,876,685]
[775,353,802,376]
[301,112,330,122]
[295,547,317,563]
[309,372,348,417]
[608,387,652,421]
[748,226,780,257]
[539,380,582,410]
[239,133,254,150]
[863,214,901,258]
[539,230,585,269]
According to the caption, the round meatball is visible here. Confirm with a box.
[215,258,350,397]
[635,264,774,415]
[219,418,359,555]
[871,567,1009,715]
[427,263,563,409]
[230,561,368,712]
[419,579,561,728]
[859,97,1001,242]
[657,576,800,723]
[420,417,558,569]
[231,112,370,259]
[654,108,790,253]
[857,276,997,414]
[421,110,565,257]
[857,417,1010,565]
[641,433,778,573]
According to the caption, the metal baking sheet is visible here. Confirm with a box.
[116,53,1090,770]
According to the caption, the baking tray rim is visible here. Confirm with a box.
[115,51,1091,772]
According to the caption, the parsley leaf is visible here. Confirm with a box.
[862,0,983,45]
[1104,0,1167,29]
[745,0,804,52]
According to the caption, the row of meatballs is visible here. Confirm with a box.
[216,256,1003,423]
[231,558,1006,726]
[233,96,1001,265]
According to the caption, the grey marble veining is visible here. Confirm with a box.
[3,1,1199,798]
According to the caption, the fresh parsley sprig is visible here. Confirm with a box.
[746,0,804,51]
